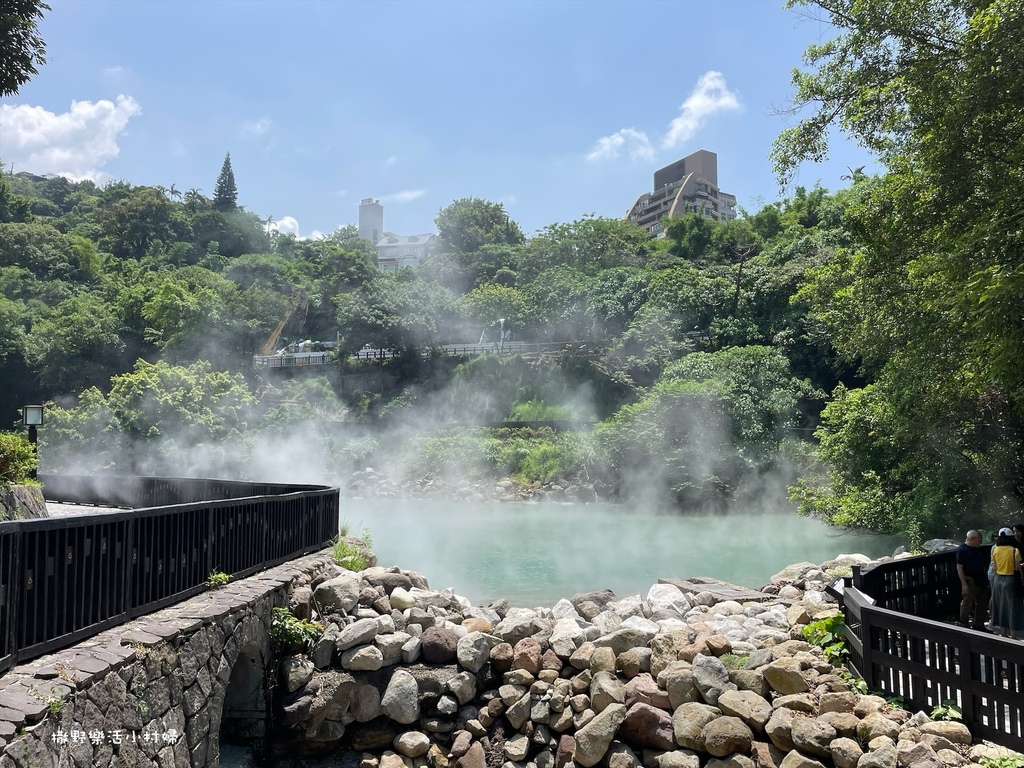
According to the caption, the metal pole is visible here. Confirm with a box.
[28,424,37,480]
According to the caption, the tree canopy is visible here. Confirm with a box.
[213,153,238,212]
[0,0,48,97]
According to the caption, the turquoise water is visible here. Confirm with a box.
[340,499,903,607]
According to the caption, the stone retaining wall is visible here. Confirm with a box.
[0,550,335,768]
[0,485,47,520]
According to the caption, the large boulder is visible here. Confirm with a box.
[420,626,459,664]
[617,702,675,751]
[381,669,420,724]
[456,631,500,673]
[573,703,627,767]
[702,716,754,757]
[314,572,361,614]
[672,702,722,751]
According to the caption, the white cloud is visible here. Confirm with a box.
[586,127,654,162]
[268,217,332,241]
[270,215,300,237]
[102,65,127,76]
[384,155,398,166]
[379,189,426,203]
[240,117,271,138]
[586,71,741,162]
[661,71,741,150]
[0,94,141,182]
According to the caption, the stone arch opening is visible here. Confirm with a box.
[220,641,268,750]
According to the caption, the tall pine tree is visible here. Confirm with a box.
[212,152,238,212]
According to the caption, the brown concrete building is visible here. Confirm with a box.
[625,149,737,236]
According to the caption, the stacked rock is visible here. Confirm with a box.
[263,558,1011,768]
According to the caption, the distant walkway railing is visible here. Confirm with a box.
[843,550,1024,751]
[0,475,339,674]
[252,341,604,369]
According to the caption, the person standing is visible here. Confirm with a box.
[956,529,991,630]
[990,527,1024,639]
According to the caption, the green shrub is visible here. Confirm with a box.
[508,398,571,422]
[930,699,962,721]
[0,432,37,485]
[206,570,230,590]
[270,607,322,652]
[802,613,848,664]
[980,756,1024,768]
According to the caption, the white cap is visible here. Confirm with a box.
[999,527,1014,537]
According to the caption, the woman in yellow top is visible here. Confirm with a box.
[991,527,1024,639]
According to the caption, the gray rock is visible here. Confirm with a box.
[281,655,314,694]
[716,689,772,733]
[593,627,658,656]
[650,751,702,768]
[779,752,828,768]
[791,718,837,759]
[859,742,898,768]
[590,670,624,713]
[617,702,675,751]
[401,636,421,664]
[672,701,722,751]
[692,654,737,706]
[702,716,754,758]
[394,731,431,757]
[858,713,901,743]
[573,702,627,767]
[381,669,420,724]
[314,572,361,613]
[763,659,809,695]
[351,683,382,722]
[832,737,865,768]
[457,631,501,673]
[337,617,380,651]
[341,645,385,671]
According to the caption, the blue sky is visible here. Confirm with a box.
[0,0,876,240]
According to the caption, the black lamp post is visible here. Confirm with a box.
[22,404,44,480]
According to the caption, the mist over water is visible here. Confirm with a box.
[343,498,903,607]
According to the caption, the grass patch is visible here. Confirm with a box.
[333,525,373,571]
[718,653,750,670]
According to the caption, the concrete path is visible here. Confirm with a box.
[45,502,128,518]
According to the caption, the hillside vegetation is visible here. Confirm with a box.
[2,0,1022,543]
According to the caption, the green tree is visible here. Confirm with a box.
[519,215,651,280]
[0,172,32,223]
[456,283,533,336]
[98,186,192,260]
[435,197,525,254]
[25,292,126,395]
[213,153,238,212]
[335,272,456,353]
[0,1,49,97]
[774,0,1024,534]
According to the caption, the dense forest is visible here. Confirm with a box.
[2,0,1021,544]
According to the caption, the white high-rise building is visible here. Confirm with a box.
[358,198,384,244]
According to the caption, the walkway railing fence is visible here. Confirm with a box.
[0,475,339,674]
[843,549,1024,751]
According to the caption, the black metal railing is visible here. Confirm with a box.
[0,475,339,674]
[844,549,1024,751]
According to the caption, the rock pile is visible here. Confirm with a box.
[266,555,1014,768]
[343,468,605,504]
